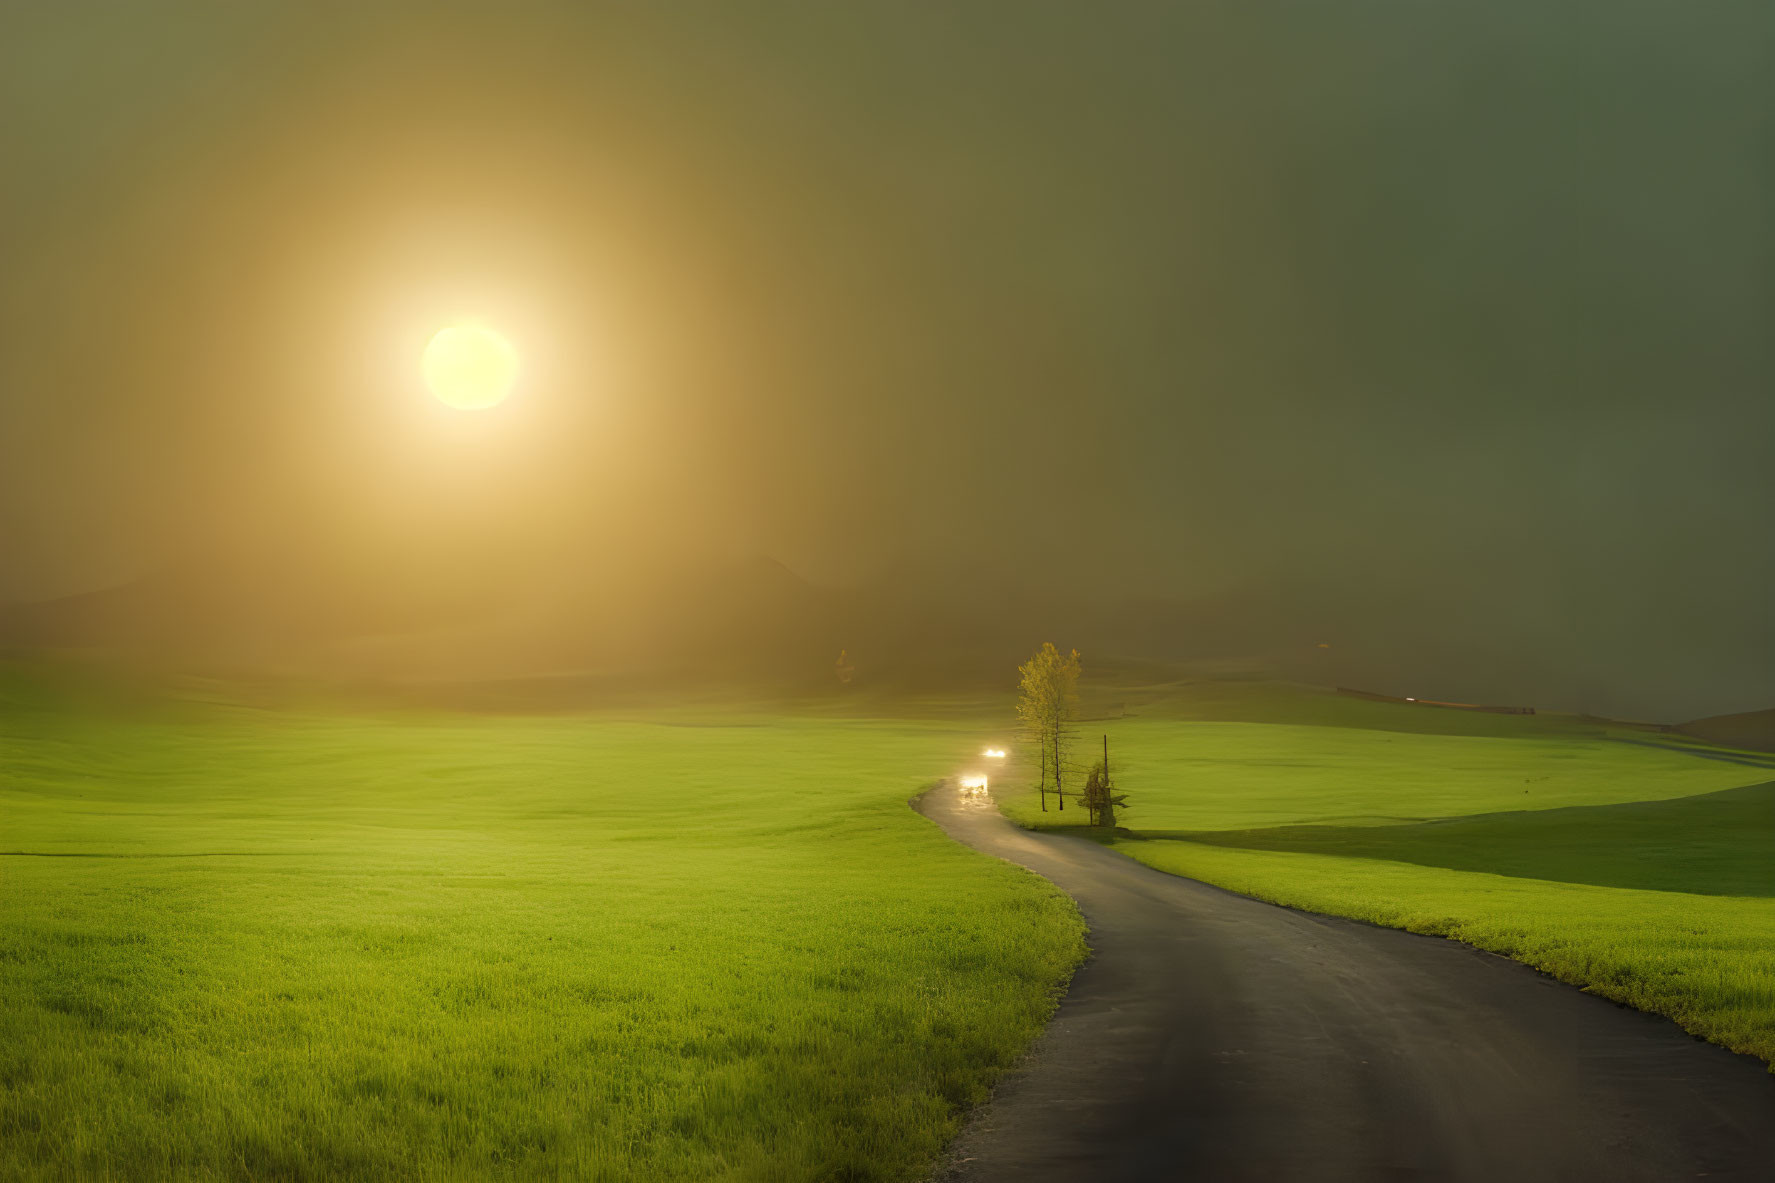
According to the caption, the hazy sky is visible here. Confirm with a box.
[2,2,1771,716]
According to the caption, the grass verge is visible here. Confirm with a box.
[998,680,1775,1068]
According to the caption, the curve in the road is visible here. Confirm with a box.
[916,780,1775,1182]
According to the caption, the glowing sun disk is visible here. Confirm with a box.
[423,325,519,409]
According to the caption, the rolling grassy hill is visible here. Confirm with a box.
[0,665,1082,1182]
[10,655,1772,1181]
[1679,706,1775,754]
[999,679,1775,1066]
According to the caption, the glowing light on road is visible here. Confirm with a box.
[982,748,1006,759]
[959,775,989,796]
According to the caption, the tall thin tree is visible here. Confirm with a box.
[1016,645,1057,811]
[1048,647,1081,811]
[1017,643,1081,812]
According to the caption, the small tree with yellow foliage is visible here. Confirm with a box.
[1016,643,1081,812]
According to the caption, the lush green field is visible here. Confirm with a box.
[1002,679,1775,1065]
[11,663,1771,1182]
[0,668,1084,1182]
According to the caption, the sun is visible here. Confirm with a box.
[422,324,519,409]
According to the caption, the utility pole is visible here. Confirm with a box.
[1097,733,1116,829]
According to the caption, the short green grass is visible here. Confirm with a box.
[1016,718,1759,830]
[13,662,1772,1179]
[0,667,1084,1182]
[1001,681,1775,1066]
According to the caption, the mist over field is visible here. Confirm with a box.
[9,9,1775,1180]
[3,1,1772,719]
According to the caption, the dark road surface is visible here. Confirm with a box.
[916,782,1775,1182]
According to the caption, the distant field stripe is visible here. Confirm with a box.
[1604,736,1775,769]
[0,849,316,858]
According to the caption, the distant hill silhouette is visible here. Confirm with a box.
[0,553,843,679]
[1679,708,1775,753]
[0,550,1269,688]
[8,555,1772,723]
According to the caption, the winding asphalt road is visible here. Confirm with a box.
[916,781,1775,1182]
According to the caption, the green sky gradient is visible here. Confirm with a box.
[2,2,1770,717]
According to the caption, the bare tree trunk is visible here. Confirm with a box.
[1039,741,1048,811]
